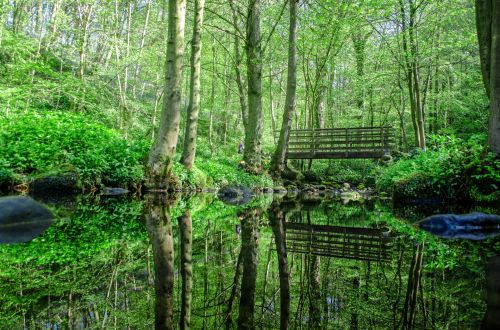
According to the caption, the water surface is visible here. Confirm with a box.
[0,193,498,329]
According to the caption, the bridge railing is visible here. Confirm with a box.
[279,126,394,159]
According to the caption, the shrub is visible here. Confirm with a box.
[0,111,148,187]
[376,134,500,202]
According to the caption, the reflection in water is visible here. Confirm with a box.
[268,201,290,330]
[179,211,193,330]
[1,194,498,329]
[237,208,261,329]
[482,256,500,329]
[145,195,175,330]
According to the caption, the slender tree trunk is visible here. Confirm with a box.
[237,208,261,330]
[179,211,193,330]
[271,0,298,175]
[230,0,249,130]
[133,0,152,98]
[243,0,263,171]
[476,0,500,154]
[181,0,206,169]
[145,197,175,330]
[147,0,187,187]
[269,201,290,330]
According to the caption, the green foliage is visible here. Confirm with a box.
[377,134,500,201]
[0,111,148,187]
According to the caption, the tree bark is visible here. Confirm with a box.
[179,211,193,330]
[243,0,263,171]
[147,0,187,187]
[237,208,261,330]
[476,0,500,154]
[181,0,206,170]
[145,197,175,330]
[269,201,291,330]
[271,0,298,175]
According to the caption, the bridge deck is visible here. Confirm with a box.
[284,126,394,159]
[285,222,394,262]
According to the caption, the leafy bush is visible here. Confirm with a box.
[377,134,500,201]
[0,111,148,187]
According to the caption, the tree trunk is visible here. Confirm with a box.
[147,0,187,187]
[271,0,298,175]
[230,0,249,130]
[476,0,500,154]
[243,0,263,171]
[181,0,206,170]
[179,211,193,330]
[145,197,175,330]
[269,201,290,330]
[237,208,261,330]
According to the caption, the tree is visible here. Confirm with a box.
[243,0,264,172]
[271,0,298,175]
[476,0,500,154]
[147,0,187,187]
[181,0,206,170]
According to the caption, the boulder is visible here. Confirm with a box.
[102,187,130,196]
[30,172,79,195]
[0,196,54,243]
[217,185,253,205]
[418,212,500,240]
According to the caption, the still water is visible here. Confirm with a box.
[0,193,499,329]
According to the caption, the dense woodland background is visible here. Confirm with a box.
[0,0,498,199]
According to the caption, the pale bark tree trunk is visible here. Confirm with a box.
[237,208,261,329]
[400,0,426,150]
[179,211,193,330]
[145,197,175,330]
[271,0,298,175]
[147,0,187,187]
[476,0,500,154]
[133,0,152,98]
[229,0,249,130]
[243,0,263,171]
[181,0,206,170]
[269,201,290,330]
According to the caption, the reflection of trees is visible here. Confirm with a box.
[179,211,193,329]
[402,243,424,330]
[145,195,175,330]
[269,201,290,330]
[482,256,500,329]
[237,208,261,329]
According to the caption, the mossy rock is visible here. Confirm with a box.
[303,170,321,183]
[392,172,442,204]
[30,171,81,195]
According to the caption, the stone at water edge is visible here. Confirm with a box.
[102,187,130,196]
[418,212,500,240]
[0,196,54,244]
[217,185,253,205]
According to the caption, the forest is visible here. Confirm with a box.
[0,0,500,329]
[0,0,498,197]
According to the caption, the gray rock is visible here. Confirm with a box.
[218,185,253,205]
[102,187,130,196]
[0,196,54,243]
[418,212,500,240]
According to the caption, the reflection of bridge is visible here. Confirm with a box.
[285,126,394,159]
[285,222,394,262]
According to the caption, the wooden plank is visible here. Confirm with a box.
[286,152,387,159]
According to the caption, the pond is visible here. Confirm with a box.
[0,193,499,329]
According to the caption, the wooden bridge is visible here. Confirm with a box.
[284,126,394,160]
[285,222,394,263]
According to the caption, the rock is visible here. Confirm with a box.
[418,212,500,240]
[340,191,362,202]
[102,187,130,196]
[342,183,351,191]
[0,196,54,243]
[303,170,321,183]
[30,173,79,195]
[262,187,274,193]
[217,185,253,205]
